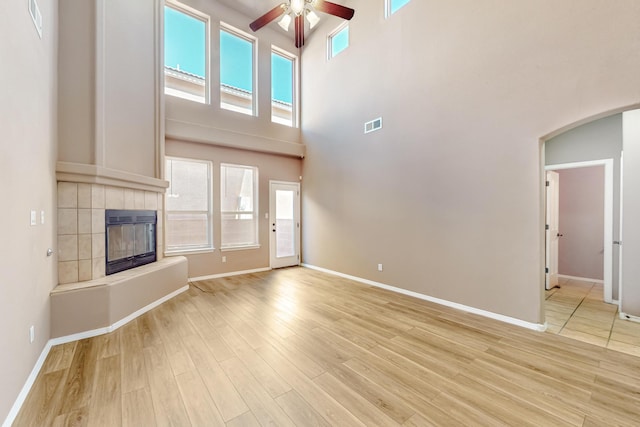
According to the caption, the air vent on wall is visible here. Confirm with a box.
[29,0,43,39]
[364,117,383,134]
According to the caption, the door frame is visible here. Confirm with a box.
[545,159,615,303]
[269,180,301,269]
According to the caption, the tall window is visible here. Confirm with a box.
[328,23,349,59]
[271,47,296,127]
[387,0,411,16]
[220,25,256,116]
[164,3,207,103]
[165,157,213,253]
[220,164,259,249]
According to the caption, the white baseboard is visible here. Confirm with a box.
[189,267,271,282]
[619,312,640,323]
[302,264,546,332]
[2,341,53,427]
[558,274,604,284]
[2,285,189,427]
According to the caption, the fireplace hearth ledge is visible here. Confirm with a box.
[50,256,188,338]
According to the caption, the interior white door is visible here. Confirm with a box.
[269,181,300,269]
[546,171,560,290]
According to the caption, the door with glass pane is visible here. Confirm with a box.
[270,181,300,269]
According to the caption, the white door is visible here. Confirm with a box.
[269,181,300,269]
[545,171,560,290]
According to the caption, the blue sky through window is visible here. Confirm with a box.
[391,0,411,14]
[272,53,293,104]
[331,26,349,58]
[220,30,253,92]
[164,6,205,77]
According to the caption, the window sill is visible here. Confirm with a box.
[165,247,215,257]
[220,245,261,252]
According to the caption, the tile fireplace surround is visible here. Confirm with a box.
[57,182,164,284]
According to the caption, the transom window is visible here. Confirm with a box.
[271,47,296,127]
[328,23,349,59]
[387,0,411,16]
[164,3,207,103]
[165,157,213,253]
[220,24,256,116]
[220,164,259,249]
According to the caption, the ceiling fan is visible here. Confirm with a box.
[249,0,355,48]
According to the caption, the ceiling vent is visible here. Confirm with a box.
[364,117,382,134]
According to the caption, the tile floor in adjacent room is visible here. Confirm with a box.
[545,276,640,357]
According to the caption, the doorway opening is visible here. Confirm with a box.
[544,159,614,302]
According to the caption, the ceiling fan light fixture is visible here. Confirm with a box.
[278,13,292,31]
[306,10,320,29]
[291,0,305,15]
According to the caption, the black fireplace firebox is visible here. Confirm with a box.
[105,209,157,275]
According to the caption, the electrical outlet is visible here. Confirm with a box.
[377,263,383,272]
[40,210,45,224]
[30,210,37,226]
[29,326,35,343]
[222,256,227,263]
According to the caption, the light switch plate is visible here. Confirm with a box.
[30,210,37,226]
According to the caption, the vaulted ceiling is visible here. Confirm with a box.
[215,0,351,36]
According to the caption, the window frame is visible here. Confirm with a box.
[220,163,260,251]
[164,1,210,104]
[271,45,298,128]
[328,22,349,60]
[219,22,258,117]
[164,156,214,255]
[386,0,411,17]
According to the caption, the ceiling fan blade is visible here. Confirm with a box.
[249,3,286,32]
[295,14,305,48]
[314,1,355,20]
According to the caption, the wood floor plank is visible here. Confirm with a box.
[255,344,367,426]
[42,342,77,374]
[274,390,332,427]
[122,388,156,427]
[220,357,296,427]
[15,267,640,426]
[312,372,402,427]
[57,338,99,415]
[87,355,121,426]
[181,333,249,421]
[13,369,69,426]
[218,324,292,398]
[119,318,148,394]
[175,369,226,426]
[143,344,191,427]
[225,411,261,427]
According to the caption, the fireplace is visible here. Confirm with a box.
[106,209,157,275]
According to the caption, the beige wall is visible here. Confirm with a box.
[165,139,301,278]
[0,0,58,421]
[300,0,640,324]
[164,0,304,158]
[58,0,162,178]
[557,167,605,281]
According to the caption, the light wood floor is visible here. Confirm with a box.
[14,267,640,426]
[545,277,640,356]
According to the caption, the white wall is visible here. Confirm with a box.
[301,0,640,324]
[557,167,605,281]
[622,110,640,317]
[0,0,58,421]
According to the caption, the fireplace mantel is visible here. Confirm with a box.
[56,162,168,193]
